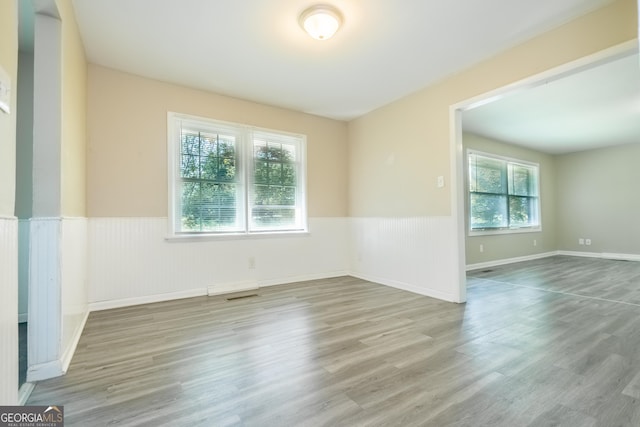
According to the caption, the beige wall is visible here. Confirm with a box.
[348,93,450,216]
[87,65,348,218]
[15,52,34,219]
[556,142,640,255]
[348,0,637,218]
[59,0,87,217]
[0,0,18,217]
[0,0,18,406]
[463,133,557,265]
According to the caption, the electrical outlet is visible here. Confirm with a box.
[578,238,585,245]
[479,244,484,253]
[248,257,256,269]
[585,239,591,246]
[437,176,445,188]
[533,239,537,247]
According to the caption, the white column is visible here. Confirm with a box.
[27,9,63,382]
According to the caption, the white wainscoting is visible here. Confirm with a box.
[28,218,62,381]
[60,218,89,372]
[88,217,350,310]
[18,220,29,323]
[0,217,18,405]
[349,216,461,302]
[27,217,89,381]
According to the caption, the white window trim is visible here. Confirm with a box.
[167,112,308,239]
[466,149,542,236]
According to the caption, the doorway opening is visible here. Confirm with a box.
[450,39,639,302]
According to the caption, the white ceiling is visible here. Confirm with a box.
[463,51,640,154]
[20,1,636,154]
[69,0,617,121]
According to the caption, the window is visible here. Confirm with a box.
[467,150,540,234]
[168,113,307,236]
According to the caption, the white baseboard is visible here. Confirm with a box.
[207,281,258,296]
[557,250,640,262]
[61,310,90,374]
[89,271,348,312]
[349,272,459,303]
[90,272,351,311]
[27,359,63,383]
[258,270,348,287]
[556,250,601,258]
[601,252,640,262]
[18,382,35,406]
[466,251,558,271]
[467,250,640,271]
[89,288,207,311]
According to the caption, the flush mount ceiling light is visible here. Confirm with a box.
[299,4,342,40]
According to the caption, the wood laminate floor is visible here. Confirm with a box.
[28,256,640,426]
[19,322,27,388]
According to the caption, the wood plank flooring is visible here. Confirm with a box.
[28,256,640,426]
[19,322,27,388]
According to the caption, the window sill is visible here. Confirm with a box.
[468,227,541,237]
[165,229,310,242]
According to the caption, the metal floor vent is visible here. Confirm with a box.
[226,293,259,301]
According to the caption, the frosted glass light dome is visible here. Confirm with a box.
[300,5,342,40]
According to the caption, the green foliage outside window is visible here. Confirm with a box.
[468,152,539,231]
[171,111,308,235]
[252,140,297,227]
[180,131,237,231]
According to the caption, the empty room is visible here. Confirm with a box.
[1,0,639,425]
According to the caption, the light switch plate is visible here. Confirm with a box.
[0,65,11,114]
